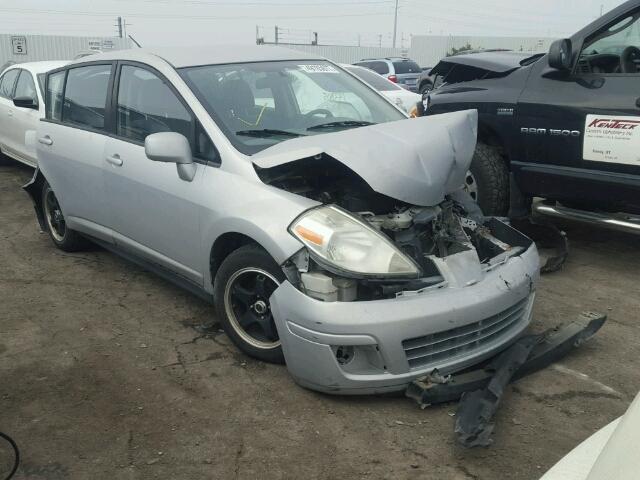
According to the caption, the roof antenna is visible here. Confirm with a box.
[128,34,142,48]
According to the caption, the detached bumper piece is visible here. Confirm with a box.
[511,217,569,274]
[406,312,607,448]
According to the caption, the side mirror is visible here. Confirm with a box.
[548,39,573,71]
[13,96,38,110]
[145,132,196,182]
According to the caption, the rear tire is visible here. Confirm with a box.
[214,244,286,364]
[41,181,88,252]
[468,142,510,216]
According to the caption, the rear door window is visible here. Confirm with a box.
[0,69,19,99]
[392,61,421,74]
[14,70,38,102]
[62,64,112,131]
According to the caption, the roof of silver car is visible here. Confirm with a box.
[69,45,325,68]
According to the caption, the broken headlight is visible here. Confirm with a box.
[289,205,420,278]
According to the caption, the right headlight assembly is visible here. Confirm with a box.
[289,205,421,278]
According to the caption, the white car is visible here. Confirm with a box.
[0,61,68,167]
[343,64,421,114]
[541,391,639,480]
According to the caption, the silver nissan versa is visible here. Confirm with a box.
[25,46,540,394]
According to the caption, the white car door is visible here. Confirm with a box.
[0,68,20,154]
[9,69,40,165]
[103,63,214,284]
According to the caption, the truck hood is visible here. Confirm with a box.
[252,110,478,207]
[432,51,536,74]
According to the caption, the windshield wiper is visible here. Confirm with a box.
[236,129,304,138]
[307,120,375,131]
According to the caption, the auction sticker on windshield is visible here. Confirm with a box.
[583,114,640,166]
[298,64,338,73]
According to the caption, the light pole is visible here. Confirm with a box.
[392,0,399,48]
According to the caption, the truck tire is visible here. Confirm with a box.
[468,143,510,216]
[214,244,286,364]
[419,82,433,94]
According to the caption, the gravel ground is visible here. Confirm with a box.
[1,162,639,480]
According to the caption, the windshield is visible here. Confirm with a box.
[345,65,400,91]
[180,60,406,155]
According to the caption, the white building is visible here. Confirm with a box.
[1,34,131,69]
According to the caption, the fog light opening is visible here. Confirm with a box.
[335,346,355,365]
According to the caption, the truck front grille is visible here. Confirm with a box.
[402,295,532,370]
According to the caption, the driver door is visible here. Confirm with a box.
[514,7,640,209]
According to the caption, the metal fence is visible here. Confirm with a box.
[272,44,406,64]
[275,35,556,68]
[409,35,556,68]
[0,34,131,68]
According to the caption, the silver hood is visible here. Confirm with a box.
[252,110,478,207]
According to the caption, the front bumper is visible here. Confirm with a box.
[270,243,540,394]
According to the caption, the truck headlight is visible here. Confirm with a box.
[289,205,420,278]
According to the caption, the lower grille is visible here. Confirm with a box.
[402,295,532,369]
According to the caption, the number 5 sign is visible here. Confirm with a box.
[11,36,27,55]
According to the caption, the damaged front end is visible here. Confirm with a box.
[253,130,534,302]
[252,111,540,394]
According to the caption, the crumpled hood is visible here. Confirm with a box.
[252,110,478,207]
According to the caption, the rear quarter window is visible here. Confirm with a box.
[46,70,66,121]
[393,61,421,74]
[369,61,390,75]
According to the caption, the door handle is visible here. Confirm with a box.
[106,154,123,167]
[38,135,53,146]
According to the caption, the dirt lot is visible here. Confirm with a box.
[1,162,639,480]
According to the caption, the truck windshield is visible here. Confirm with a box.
[179,60,406,155]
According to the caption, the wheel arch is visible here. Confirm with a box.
[477,120,510,167]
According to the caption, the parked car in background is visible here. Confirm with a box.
[0,61,68,167]
[423,0,640,228]
[417,67,433,94]
[25,46,539,394]
[342,64,421,113]
[353,57,422,92]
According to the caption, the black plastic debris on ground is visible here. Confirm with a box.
[406,312,607,448]
[511,217,569,274]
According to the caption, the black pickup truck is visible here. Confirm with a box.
[423,0,640,230]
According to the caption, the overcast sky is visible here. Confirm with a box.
[0,0,629,48]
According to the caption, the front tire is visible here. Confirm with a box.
[467,142,510,216]
[214,244,286,364]
[41,181,88,252]
[419,82,433,95]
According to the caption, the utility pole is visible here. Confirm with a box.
[378,34,382,47]
[312,32,318,45]
[274,25,279,44]
[116,16,123,38]
[392,0,399,48]
[600,4,604,16]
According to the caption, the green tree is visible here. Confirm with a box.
[448,42,474,56]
